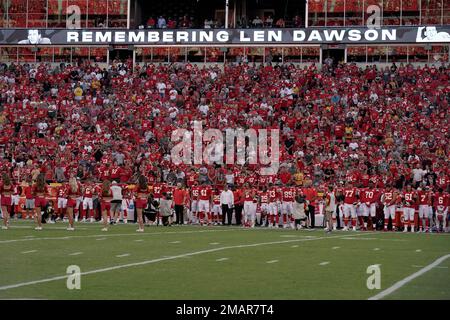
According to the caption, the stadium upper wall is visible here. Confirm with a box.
[0,0,448,29]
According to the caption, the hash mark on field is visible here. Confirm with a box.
[69,252,83,256]
[412,265,448,269]
[266,260,279,264]
[319,261,330,266]
[216,258,229,262]
[332,246,340,250]
[280,235,296,238]
[134,240,144,242]
[24,236,35,238]
[169,241,181,244]
[21,250,37,254]
[291,245,299,248]
[96,238,106,241]
[209,242,220,245]
[116,254,130,258]
[374,248,381,251]
[416,249,422,252]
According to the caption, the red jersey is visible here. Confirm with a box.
[343,188,358,204]
[243,188,256,202]
[417,190,431,205]
[57,185,68,198]
[434,193,449,207]
[191,186,200,201]
[268,187,280,202]
[152,183,167,199]
[360,189,379,204]
[83,184,94,198]
[199,185,212,201]
[258,175,268,186]
[402,191,416,208]
[0,182,13,195]
[212,189,221,205]
[382,190,397,206]
[24,185,35,199]
[259,191,269,204]
[110,166,123,179]
[186,172,198,187]
[436,176,449,190]
[235,174,246,186]
[246,175,258,186]
[281,187,296,202]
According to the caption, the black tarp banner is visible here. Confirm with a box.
[0,26,449,46]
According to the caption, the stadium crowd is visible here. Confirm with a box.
[0,58,448,232]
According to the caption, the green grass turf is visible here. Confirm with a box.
[0,220,448,300]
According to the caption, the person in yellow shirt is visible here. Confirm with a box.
[344,126,353,141]
[74,86,83,101]
[293,171,304,186]
[0,112,6,125]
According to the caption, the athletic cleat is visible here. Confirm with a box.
[352,226,357,231]
[1,226,8,230]
[81,218,86,223]
[124,219,127,224]
[343,226,348,231]
[90,218,95,223]
[403,227,408,232]
[136,228,144,232]
[35,227,42,231]
[101,228,108,232]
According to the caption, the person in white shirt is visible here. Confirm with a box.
[220,184,234,225]
[412,164,427,188]
[156,82,166,97]
[110,181,123,223]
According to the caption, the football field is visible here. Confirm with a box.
[0,221,449,300]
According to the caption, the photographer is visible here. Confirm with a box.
[159,192,173,226]
[143,193,159,226]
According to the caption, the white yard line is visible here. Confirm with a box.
[68,252,83,256]
[341,237,406,242]
[0,228,244,244]
[10,226,87,230]
[368,254,450,300]
[215,258,229,262]
[266,260,279,264]
[21,250,37,254]
[0,232,373,291]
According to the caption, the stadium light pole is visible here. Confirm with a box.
[225,0,229,28]
[305,0,309,28]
